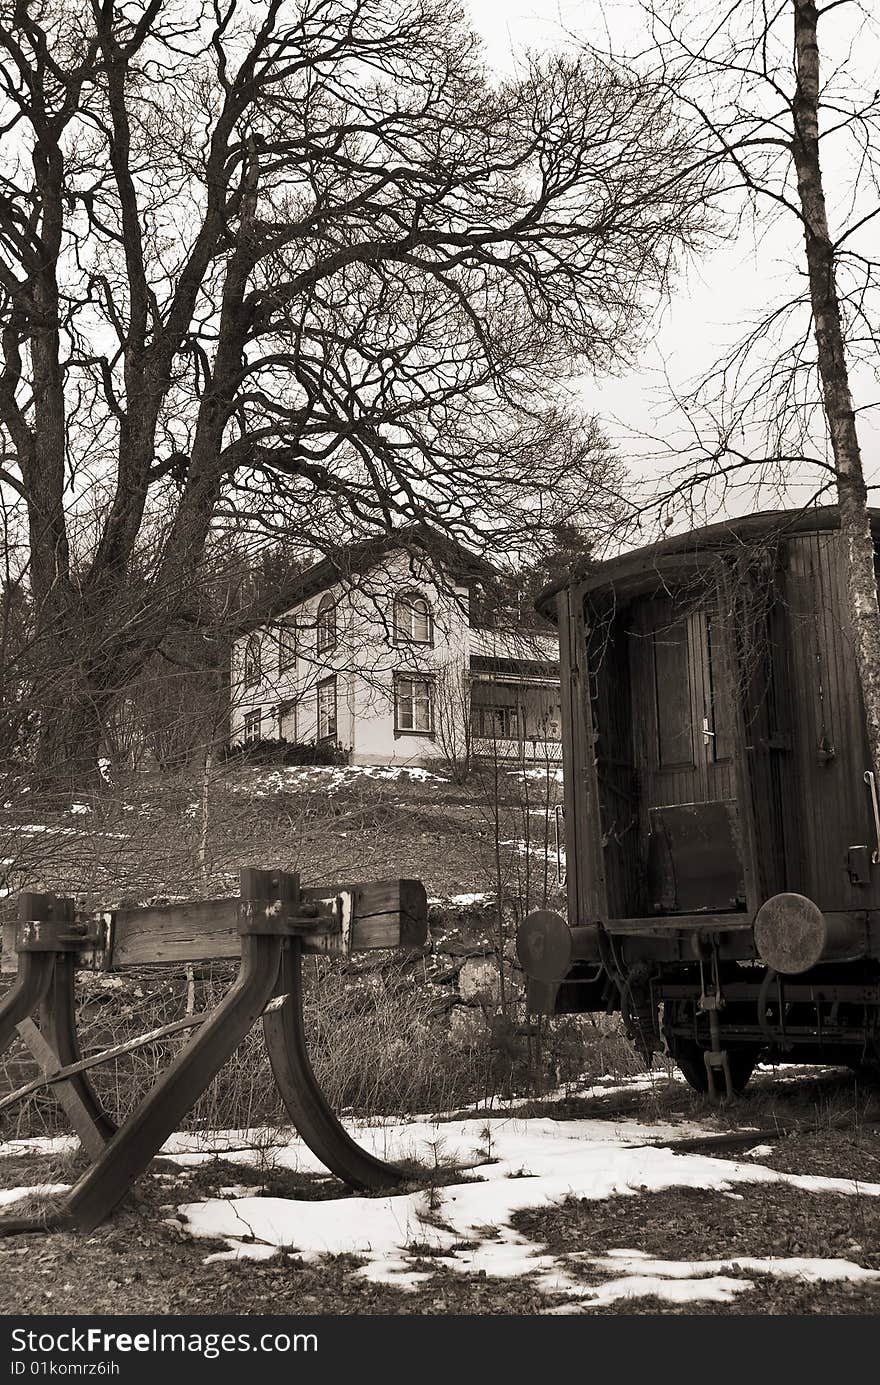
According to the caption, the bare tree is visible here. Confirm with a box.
[0,0,707,789]
[612,2,880,774]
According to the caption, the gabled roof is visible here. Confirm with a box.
[249,522,494,631]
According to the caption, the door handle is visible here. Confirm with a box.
[702,716,715,747]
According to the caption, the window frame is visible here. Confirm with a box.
[243,708,262,744]
[317,674,338,742]
[316,594,337,655]
[243,634,262,689]
[394,672,435,736]
[473,699,522,742]
[393,592,434,647]
[277,623,297,673]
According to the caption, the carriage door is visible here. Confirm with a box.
[629,596,744,914]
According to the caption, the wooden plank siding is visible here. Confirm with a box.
[782,531,880,911]
[589,605,642,918]
[556,586,608,926]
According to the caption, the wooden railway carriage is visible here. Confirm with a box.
[516,507,880,1095]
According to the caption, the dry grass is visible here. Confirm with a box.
[1,959,546,1138]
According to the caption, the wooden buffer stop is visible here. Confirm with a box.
[0,868,427,1235]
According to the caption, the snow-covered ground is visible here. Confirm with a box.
[5,1079,875,1311]
[163,1115,880,1307]
[238,764,448,796]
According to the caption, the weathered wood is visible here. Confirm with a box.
[605,914,754,936]
[13,1018,112,1158]
[557,585,608,929]
[262,939,403,1191]
[349,879,428,951]
[64,933,282,1232]
[1,878,428,972]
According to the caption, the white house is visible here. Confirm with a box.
[229,530,561,767]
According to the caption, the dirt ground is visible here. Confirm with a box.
[3,1065,880,1316]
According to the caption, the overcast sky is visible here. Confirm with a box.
[464,0,880,523]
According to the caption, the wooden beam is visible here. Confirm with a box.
[605,913,755,936]
[14,1018,109,1160]
[2,879,428,972]
[556,586,609,929]
[5,1014,202,1119]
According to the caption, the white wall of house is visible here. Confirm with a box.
[229,547,563,768]
[229,549,473,765]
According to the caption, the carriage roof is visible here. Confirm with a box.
[536,505,880,613]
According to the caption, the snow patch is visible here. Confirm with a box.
[507,768,564,784]
[241,764,448,796]
[0,1183,69,1207]
[176,1114,880,1302]
[594,1247,880,1285]
[0,1136,80,1160]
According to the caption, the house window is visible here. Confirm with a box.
[317,675,337,741]
[243,709,262,743]
[394,593,433,645]
[243,634,262,688]
[474,701,521,741]
[395,674,434,734]
[470,682,561,742]
[278,698,296,741]
[316,594,337,654]
[277,624,297,673]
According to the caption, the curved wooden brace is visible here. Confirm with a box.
[63,934,283,1233]
[263,939,404,1191]
[0,951,55,1059]
[38,954,116,1145]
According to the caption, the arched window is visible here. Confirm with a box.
[316,594,337,654]
[277,624,297,673]
[394,592,433,645]
[243,634,262,688]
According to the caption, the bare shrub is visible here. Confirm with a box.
[1,956,504,1141]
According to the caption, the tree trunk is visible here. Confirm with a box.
[33,683,106,799]
[791,0,880,778]
[197,745,214,888]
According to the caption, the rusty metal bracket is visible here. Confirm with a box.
[14,894,100,954]
[236,867,337,938]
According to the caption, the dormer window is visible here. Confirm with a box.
[394,592,433,646]
[243,634,262,688]
[316,594,337,654]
